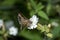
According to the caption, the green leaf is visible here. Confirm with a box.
[30,10,36,16]
[0,31,4,35]
[56,5,60,13]
[38,11,49,20]
[0,36,3,40]
[36,3,44,11]
[46,4,52,14]
[30,0,37,9]
[20,29,42,40]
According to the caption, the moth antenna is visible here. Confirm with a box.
[18,12,28,19]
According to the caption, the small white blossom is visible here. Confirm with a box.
[0,19,3,28]
[51,22,59,27]
[9,26,18,36]
[28,15,38,29]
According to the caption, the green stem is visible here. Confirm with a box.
[2,23,7,40]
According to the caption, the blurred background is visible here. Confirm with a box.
[0,0,60,40]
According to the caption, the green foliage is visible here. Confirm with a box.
[36,3,44,11]
[30,10,35,16]
[20,29,42,40]
[38,11,49,20]
[37,23,53,38]
[30,0,37,10]
[29,0,49,20]
[52,26,60,38]
[46,4,52,14]
[1,0,16,6]
[0,0,60,40]
[0,37,3,40]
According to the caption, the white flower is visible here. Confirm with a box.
[28,15,38,29]
[0,19,3,28]
[51,22,59,27]
[9,26,18,36]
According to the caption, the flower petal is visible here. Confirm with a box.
[9,26,18,36]
[28,15,38,29]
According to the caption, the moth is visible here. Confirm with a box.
[18,12,32,30]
